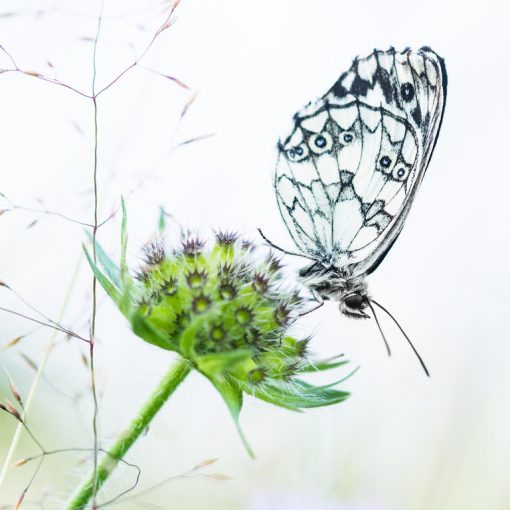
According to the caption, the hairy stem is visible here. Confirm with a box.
[64,357,191,510]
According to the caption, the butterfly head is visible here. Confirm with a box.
[340,292,370,319]
[299,262,370,319]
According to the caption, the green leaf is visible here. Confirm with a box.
[196,349,252,377]
[314,366,360,389]
[298,355,348,373]
[86,231,121,289]
[131,312,174,351]
[179,320,200,359]
[83,245,121,303]
[240,378,349,411]
[120,197,128,282]
[206,374,254,458]
[158,206,166,233]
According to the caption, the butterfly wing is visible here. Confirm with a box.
[274,47,447,276]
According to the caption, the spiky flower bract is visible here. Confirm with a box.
[85,203,351,455]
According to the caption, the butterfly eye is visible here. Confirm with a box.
[340,132,354,144]
[344,294,365,310]
[392,166,410,181]
[308,132,332,154]
[401,83,415,102]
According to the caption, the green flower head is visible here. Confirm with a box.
[86,203,352,456]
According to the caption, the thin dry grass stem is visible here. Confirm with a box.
[100,457,229,508]
[1,399,21,421]
[94,0,181,98]
[0,191,121,229]
[0,4,170,23]
[0,0,195,502]
[89,3,105,506]
[0,306,89,343]
[8,204,98,228]
[13,446,141,472]
[0,367,144,506]
[96,111,207,229]
[0,397,48,505]
[116,92,208,206]
[3,447,142,509]
[0,1,188,234]
[18,352,37,371]
[191,458,219,471]
[85,2,187,507]
[8,377,23,409]
[0,256,83,492]
[0,43,92,98]
[175,133,215,147]
[90,456,143,508]
[12,455,45,510]
[133,64,190,89]
[1,283,88,342]
[1,335,24,350]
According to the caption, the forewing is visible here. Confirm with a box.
[274,47,447,274]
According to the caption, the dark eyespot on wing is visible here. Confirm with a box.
[315,135,326,147]
[380,155,392,168]
[392,164,411,181]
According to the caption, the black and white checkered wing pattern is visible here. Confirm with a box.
[274,47,447,276]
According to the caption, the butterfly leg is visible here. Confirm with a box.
[299,291,325,317]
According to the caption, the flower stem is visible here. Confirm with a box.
[64,357,191,510]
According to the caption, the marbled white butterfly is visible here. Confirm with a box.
[262,47,447,374]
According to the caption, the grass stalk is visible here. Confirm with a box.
[0,255,82,491]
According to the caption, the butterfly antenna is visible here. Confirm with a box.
[366,300,391,357]
[256,228,315,260]
[371,299,430,377]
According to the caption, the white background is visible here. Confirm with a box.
[0,1,509,509]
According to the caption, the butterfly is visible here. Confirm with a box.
[261,47,447,375]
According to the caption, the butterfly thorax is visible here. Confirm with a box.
[299,262,369,318]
